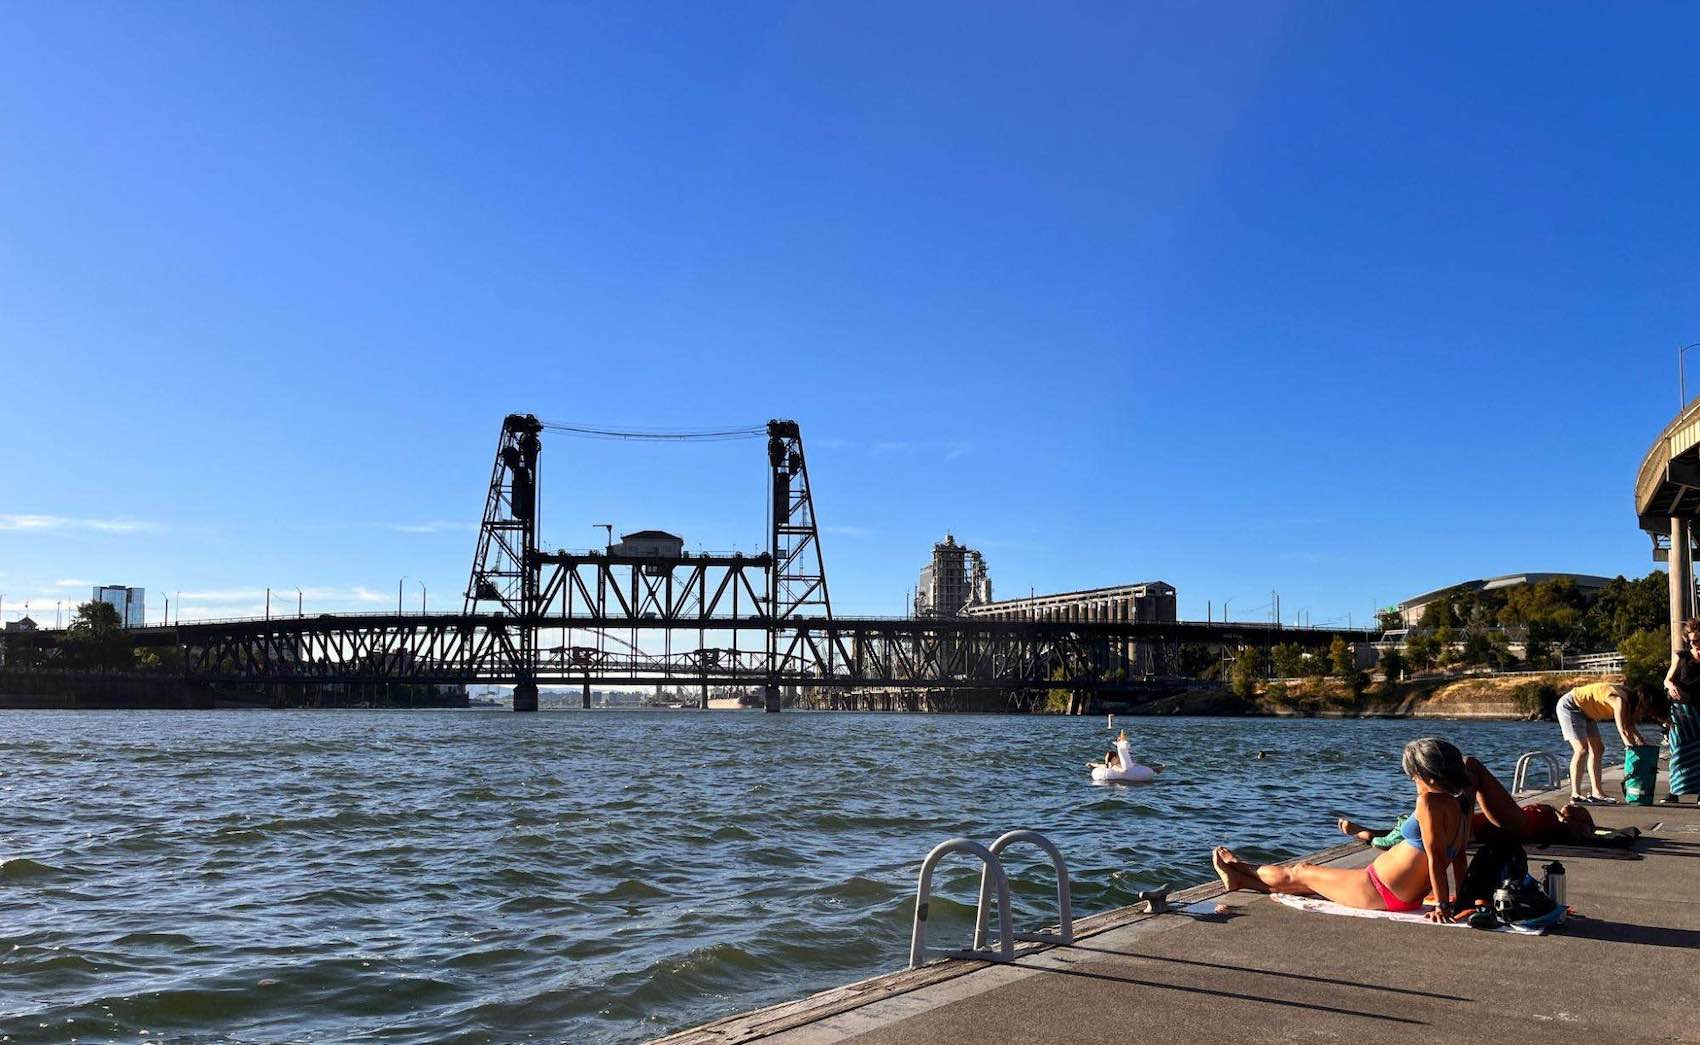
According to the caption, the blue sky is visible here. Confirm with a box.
[2,3,1696,628]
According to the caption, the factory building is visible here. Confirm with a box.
[964,582,1178,625]
[93,585,146,628]
[965,581,1178,678]
[914,534,992,618]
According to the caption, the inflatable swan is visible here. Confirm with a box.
[1091,737,1160,783]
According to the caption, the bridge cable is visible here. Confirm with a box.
[538,420,767,442]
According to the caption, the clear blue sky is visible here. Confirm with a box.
[2,3,1696,627]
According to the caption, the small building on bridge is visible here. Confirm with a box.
[611,530,685,558]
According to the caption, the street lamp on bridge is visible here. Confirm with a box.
[398,576,408,615]
[294,587,303,618]
[1680,342,1700,409]
[418,579,427,615]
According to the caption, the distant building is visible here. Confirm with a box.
[966,582,1178,677]
[610,530,685,558]
[93,585,146,628]
[914,534,992,618]
[965,582,1178,625]
[1396,572,1614,628]
[4,615,37,633]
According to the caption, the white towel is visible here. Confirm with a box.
[1270,891,1464,927]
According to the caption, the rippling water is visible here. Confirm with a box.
[0,709,1570,1043]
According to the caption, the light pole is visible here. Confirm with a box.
[1222,596,1237,623]
[595,524,613,552]
[1681,342,1700,409]
[418,579,427,615]
[174,591,180,626]
[265,587,271,620]
[294,587,303,618]
[398,576,408,615]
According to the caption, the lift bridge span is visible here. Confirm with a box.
[142,415,1367,711]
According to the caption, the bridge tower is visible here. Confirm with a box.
[466,413,545,711]
[766,419,831,711]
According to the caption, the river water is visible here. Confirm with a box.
[0,710,1576,1043]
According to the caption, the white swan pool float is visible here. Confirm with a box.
[1091,738,1160,783]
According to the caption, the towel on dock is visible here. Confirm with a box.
[1269,892,1463,927]
[1270,892,1562,934]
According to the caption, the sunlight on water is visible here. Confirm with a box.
[0,710,1568,1043]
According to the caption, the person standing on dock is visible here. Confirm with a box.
[1662,620,1700,804]
[1555,681,1652,805]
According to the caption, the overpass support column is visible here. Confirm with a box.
[1672,517,1694,645]
[582,682,591,709]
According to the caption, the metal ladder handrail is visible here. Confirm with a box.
[1512,750,1566,794]
[973,829,1073,950]
[908,839,1014,969]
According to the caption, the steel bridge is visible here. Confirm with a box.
[71,415,1373,710]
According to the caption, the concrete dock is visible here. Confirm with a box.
[657,774,1700,1044]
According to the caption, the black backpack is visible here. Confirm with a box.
[1457,837,1528,909]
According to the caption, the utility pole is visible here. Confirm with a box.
[295,587,303,617]
[398,576,407,615]
[419,580,427,615]
[266,587,271,620]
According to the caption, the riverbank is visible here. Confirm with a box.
[0,671,468,709]
[656,768,1698,1044]
[1127,672,1609,720]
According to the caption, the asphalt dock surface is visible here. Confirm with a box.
[656,773,1700,1045]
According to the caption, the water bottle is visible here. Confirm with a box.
[1543,861,1566,907]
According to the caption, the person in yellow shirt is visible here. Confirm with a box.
[1555,682,1651,804]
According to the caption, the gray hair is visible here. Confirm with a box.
[1401,737,1469,795]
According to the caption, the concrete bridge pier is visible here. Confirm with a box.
[1671,516,1692,644]
[699,684,708,709]
[513,681,538,712]
[581,683,591,709]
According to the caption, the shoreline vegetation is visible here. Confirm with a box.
[1127,672,1611,720]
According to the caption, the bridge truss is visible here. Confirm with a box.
[82,413,1369,710]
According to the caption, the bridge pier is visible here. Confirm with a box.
[700,684,708,710]
[764,682,781,713]
[582,683,591,709]
[513,681,539,713]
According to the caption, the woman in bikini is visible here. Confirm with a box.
[1210,738,1471,923]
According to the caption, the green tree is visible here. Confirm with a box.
[1230,646,1260,699]
[1332,636,1367,696]
[1418,597,1454,631]
[1272,643,1304,679]
[64,600,129,670]
[1375,609,1404,633]
[1177,643,1220,680]
[1378,645,1406,682]
[1619,626,1671,695]
[1303,650,1330,679]
[1404,632,1438,671]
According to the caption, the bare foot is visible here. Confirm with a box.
[1337,817,1373,842]
[1212,847,1258,892]
[1211,847,1236,890]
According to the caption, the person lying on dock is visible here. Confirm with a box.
[1212,738,1471,923]
[1339,800,1596,848]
